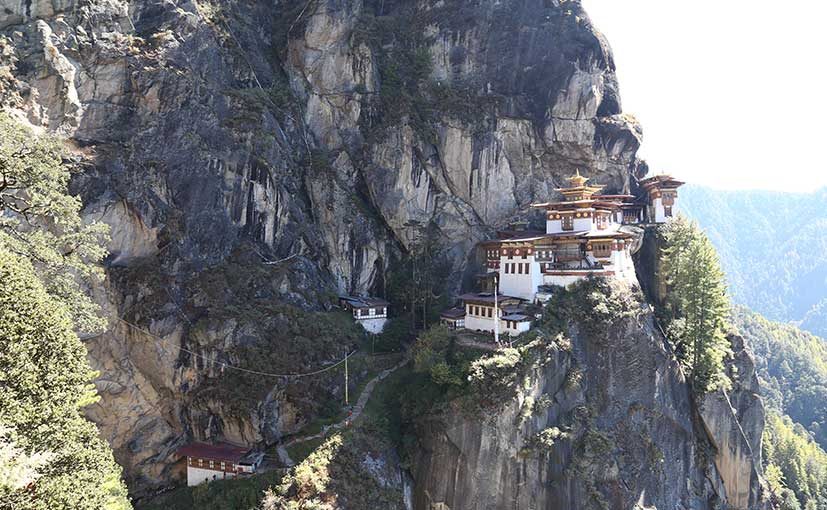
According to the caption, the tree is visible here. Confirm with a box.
[0,113,108,334]
[387,220,450,331]
[659,216,732,393]
[0,249,131,510]
[412,325,463,387]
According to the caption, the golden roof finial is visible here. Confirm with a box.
[567,170,589,187]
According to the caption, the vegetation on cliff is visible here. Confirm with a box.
[659,217,732,393]
[763,412,827,510]
[680,185,827,338]
[262,430,404,510]
[0,114,130,509]
[732,306,827,509]
[0,249,130,510]
[735,307,827,450]
[0,113,109,334]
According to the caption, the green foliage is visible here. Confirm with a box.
[680,186,827,338]
[466,348,522,399]
[263,431,404,510]
[371,317,411,353]
[0,249,130,510]
[0,427,52,496]
[137,469,284,510]
[734,307,827,450]
[411,324,565,412]
[659,216,732,394]
[386,220,452,331]
[763,412,827,510]
[353,10,498,143]
[0,113,109,334]
[540,277,636,338]
[412,325,475,389]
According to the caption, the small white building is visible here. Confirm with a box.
[339,296,389,334]
[640,174,685,224]
[178,442,264,487]
[439,307,466,330]
[458,293,531,338]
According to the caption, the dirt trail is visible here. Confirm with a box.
[275,356,410,467]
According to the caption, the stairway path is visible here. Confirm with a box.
[275,355,410,467]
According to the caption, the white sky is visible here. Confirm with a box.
[584,0,827,192]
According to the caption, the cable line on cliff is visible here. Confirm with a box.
[114,316,356,378]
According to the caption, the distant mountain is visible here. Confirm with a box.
[734,307,827,447]
[680,185,827,337]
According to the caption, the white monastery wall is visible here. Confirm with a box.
[573,217,593,232]
[187,466,237,486]
[465,313,497,333]
[498,258,543,301]
[546,219,562,233]
[358,317,387,334]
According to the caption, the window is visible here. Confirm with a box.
[593,242,612,258]
[487,307,492,318]
[198,459,203,467]
[664,206,673,217]
[188,457,192,465]
[562,215,573,231]
[209,460,214,469]
[596,214,607,230]
[221,462,226,470]
[524,263,529,274]
[505,263,510,274]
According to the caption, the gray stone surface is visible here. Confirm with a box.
[0,1,770,506]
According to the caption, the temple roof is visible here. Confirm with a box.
[340,296,389,308]
[459,293,522,305]
[639,174,685,189]
[177,442,251,462]
[440,307,466,319]
[501,313,531,321]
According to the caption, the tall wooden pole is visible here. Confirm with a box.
[494,274,500,346]
[344,350,349,406]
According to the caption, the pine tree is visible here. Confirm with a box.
[0,113,109,334]
[660,216,732,393]
[0,249,131,510]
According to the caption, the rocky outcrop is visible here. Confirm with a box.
[0,0,759,503]
[411,284,770,510]
[698,334,767,510]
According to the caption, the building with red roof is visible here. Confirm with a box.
[177,442,264,486]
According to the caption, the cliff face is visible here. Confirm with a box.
[409,282,770,510]
[0,0,766,506]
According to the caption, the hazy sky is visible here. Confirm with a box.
[584,1,827,192]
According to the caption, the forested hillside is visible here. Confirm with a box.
[734,308,827,448]
[733,307,827,509]
[681,186,827,337]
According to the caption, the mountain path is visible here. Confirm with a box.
[275,355,410,467]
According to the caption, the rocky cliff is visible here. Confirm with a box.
[0,0,766,506]
[409,280,770,510]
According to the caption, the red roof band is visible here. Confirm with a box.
[177,442,251,462]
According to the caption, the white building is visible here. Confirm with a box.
[439,307,466,330]
[478,171,683,303]
[178,442,263,486]
[640,174,685,224]
[339,296,389,334]
[459,293,531,338]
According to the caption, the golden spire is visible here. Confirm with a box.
[567,170,589,187]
